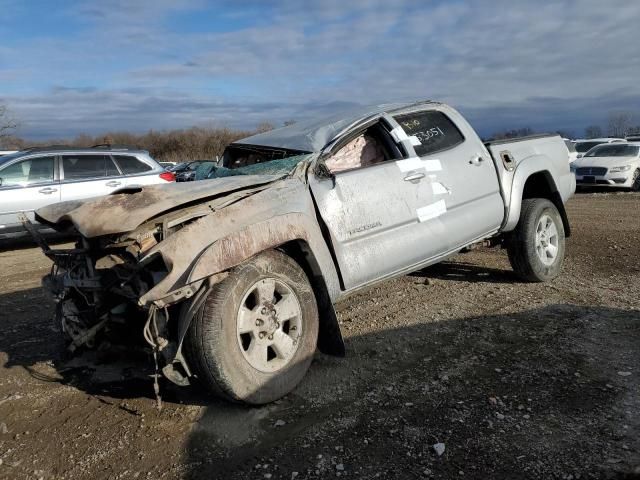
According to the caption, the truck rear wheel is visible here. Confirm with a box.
[507,198,565,282]
[186,250,319,404]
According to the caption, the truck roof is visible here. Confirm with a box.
[232,100,438,153]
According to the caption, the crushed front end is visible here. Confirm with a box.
[44,234,170,354]
[26,214,202,402]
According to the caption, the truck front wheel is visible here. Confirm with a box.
[186,250,319,404]
[507,198,565,282]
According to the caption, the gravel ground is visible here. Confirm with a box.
[0,191,638,480]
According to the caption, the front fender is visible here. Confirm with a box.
[188,213,334,286]
[176,213,345,359]
[138,183,341,307]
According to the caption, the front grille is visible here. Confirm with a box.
[576,167,607,176]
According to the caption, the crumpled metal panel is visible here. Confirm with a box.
[233,101,415,153]
[34,174,282,238]
[137,178,341,305]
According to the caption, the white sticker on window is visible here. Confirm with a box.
[417,199,447,222]
[390,126,422,146]
[390,126,409,143]
[409,135,422,146]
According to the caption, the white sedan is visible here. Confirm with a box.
[573,143,640,190]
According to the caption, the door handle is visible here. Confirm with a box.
[404,172,425,182]
[469,156,485,166]
[106,181,122,187]
[38,187,58,194]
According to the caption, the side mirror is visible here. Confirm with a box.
[577,153,583,159]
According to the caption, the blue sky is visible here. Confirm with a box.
[1,0,639,139]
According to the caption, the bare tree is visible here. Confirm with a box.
[490,127,534,140]
[607,111,633,138]
[627,125,640,136]
[584,125,603,139]
[255,121,275,133]
[554,129,574,139]
[0,103,18,145]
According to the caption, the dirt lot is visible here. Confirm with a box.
[0,192,638,480]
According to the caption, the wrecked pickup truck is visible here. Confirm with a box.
[31,100,575,404]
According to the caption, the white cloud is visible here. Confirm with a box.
[2,0,640,138]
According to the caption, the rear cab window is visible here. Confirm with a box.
[113,155,153,175]
[0,156,56,187]
[393,110,465,157]
[62,155,120,180]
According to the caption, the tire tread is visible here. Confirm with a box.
[507,198,565,282]
[185,250,318,404]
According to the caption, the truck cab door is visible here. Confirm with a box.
[390,107,504,251]
[309,117,440,291]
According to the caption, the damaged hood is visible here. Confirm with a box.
[36,174,281,238]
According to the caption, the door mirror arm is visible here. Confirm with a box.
[315,162,335,181]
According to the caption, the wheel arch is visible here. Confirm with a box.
[175,220,345,362]
[277,240,345,357]
[506,166,571,237]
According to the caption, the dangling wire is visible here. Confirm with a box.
[144,305,163,411]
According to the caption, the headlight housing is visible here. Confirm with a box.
[609,165,631,173]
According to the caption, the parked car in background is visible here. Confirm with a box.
[0,150,18,157]
[625,134,640,142]
[159,161,177,169]
[174,160,207,182]
[563,139,578,163]
[573,143,640,190]
[30,100,574,405]
[0,145,174,239]
[574,138,626,158]
[167,161,195,173]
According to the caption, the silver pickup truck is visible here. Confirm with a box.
[31,100,575,404]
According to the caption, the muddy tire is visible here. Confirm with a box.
[186,250,318,405]
[507,198,565,282]
[630,169,640,192]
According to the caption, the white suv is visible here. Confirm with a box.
[0,146,174,239]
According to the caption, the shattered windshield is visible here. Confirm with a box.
[195,154,312,180]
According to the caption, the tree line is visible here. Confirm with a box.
[490,111,640,141]
[0,104,280,161]
[2,101,639,160]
